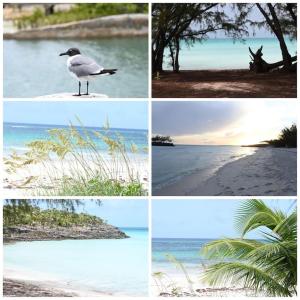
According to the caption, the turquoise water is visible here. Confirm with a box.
[152,145,255,193]
[163,38,297,70]
[4,37,148,97]
[152,237,265,275]
[152,238,213,274]
[4,122,148,156]
[4,228,148,296]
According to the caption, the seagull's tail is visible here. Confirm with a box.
[91,69,117,76]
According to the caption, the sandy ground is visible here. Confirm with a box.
[151,268,264,297]
[4,268,131,297]
[4,277,110,297]
[152,70,297,98]
[3,155,148,197]
[4,278,76,297]
[155,148,296,196]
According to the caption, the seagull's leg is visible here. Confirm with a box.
[84,81,89,95]
[74,82,81,96]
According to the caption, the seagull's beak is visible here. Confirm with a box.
[59,52,68,56]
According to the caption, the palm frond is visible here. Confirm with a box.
[201,238,263,260]
[235,199,286,237]
[202,261,292,297]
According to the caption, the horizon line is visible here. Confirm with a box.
[4,121,148,131]
[153,143,243,146]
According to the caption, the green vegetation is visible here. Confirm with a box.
[202,199,297,296]
[4,204,104,227]
[265,124,297,148]
[152,135,174,146]
[15,4,148,29]
[4,119,147,196]
[152,4,296,73]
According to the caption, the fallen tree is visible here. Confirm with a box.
[249,45,297,73]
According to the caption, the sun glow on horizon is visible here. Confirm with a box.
[155,101,296,146]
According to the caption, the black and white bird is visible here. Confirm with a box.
[59,48,117,96]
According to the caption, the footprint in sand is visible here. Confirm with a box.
[266,190,275,194]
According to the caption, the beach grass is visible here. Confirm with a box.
[4,118,147,196]
[51,177,144,196]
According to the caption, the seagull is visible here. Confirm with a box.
[59,48,117,96]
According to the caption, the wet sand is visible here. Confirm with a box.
[152,70,297,98]
[154,148,296,196]
[4,278,75,297]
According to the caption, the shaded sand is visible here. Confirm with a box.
[155,148,296,196]
[152,70,297,98]
[3,154,148,197]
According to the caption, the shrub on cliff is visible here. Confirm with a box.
[4,204,104,227]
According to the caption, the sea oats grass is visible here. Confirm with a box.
[4,119,147,196]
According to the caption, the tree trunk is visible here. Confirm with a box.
[256,3,293,70]
[249,46,297,73]
[174,37,180,73]
[152,40,166,73]
[168,43,175,71]
[267,4,292,69]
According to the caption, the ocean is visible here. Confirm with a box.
[4,228,148,296]
[152,145,256,193]
[4,122,148,157]
[163,38,297,70]
[4,37,148,98]
[152,238,214,276]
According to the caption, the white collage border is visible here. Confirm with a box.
[0,0,299,299]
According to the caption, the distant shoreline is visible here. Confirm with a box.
[4,14,148,39]
[3,224,129,243]
[152,69,297,98]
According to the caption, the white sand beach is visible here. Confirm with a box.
[3,154,148,197]
[4,268,114,297]
[155,148,296,196]
[151,267,265,297]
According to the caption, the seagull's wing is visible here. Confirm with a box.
[69,55,103,77]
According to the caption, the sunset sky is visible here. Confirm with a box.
[152,100,297,145]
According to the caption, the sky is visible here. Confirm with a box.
[3,101,148,130]
[200,4,274,38]
[152,101,297,145]
[152,199,296,239]
[37,199,148,228]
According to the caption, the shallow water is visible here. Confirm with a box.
[4,122,148,155]
[4,228,148,296]
[4,37,148,98]
[163,38,297,70]
[152,145,256,192]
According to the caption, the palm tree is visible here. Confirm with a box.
[201,199,297,297]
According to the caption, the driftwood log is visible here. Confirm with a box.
[249,46,297,73]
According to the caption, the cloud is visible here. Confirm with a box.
[152,101,245,136]
[152,101,297,145]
